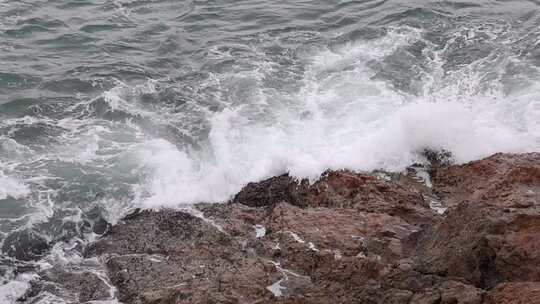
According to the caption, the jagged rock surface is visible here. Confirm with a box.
[84,153,540,303]
[413,153,540,289]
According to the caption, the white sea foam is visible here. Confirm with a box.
[134,28,539,208]
[0,273,37,303]
[0,174,30,200]
[2,28,536,213]
[254,225,266,238]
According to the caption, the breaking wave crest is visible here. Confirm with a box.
[133,27,540,207]
[2,1,540,302]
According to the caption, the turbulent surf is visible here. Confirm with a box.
[0,0,539,302]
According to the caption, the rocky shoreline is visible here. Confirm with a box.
[21,153,540,303]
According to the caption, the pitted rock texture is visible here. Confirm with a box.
[85,153,540,304]
[86,210,280,304]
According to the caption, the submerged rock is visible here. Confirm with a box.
[2,229,50,261]
[84,152,540,303]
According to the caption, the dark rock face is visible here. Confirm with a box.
[84,152,540,304]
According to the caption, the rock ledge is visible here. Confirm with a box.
[81,153,540,303]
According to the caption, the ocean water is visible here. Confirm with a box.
[1,0,539,302]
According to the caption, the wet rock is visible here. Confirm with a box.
[32,268,112,302]
[1,229,50,261]
[232,174,307,208]
[91,217,111,235]
[81,206,112,235]
[86,209,231,256]
[86,209,280,304]
[234,170,436,225]
[85,153,540,304]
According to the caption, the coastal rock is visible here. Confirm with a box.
[24,268,112,303]
[233,170,435,224]
[413,153,540,288]
[412,201,540,288]
[85,153,540,303]
[432,152,540,208]
[86,209,279,304]
[199,202,433,303]
[485,282,540,304]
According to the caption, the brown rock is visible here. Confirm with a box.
[432,152,540,208]
[413,202,540,288]
[410,290,441,304]
[234,170,436,225]
[202,201,417,303]
[261,202,419,261]
[201,201,459,303]
[86,209,280,304]
[413,153,540,289]
[485,282,540,304]
[86,153,540,304]
[438,280,484,304]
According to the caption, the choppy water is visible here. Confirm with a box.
[1,0,539,302]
